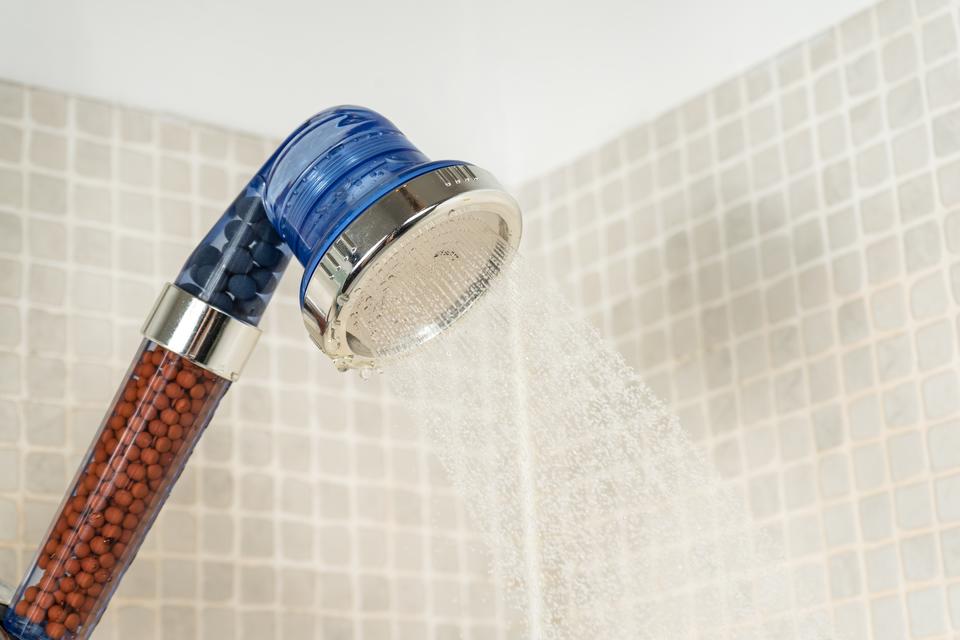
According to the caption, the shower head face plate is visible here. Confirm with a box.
[300,164,522,370]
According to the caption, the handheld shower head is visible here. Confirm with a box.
[1,106,521,640]
[262,107,522,369]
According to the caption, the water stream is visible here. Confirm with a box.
[368,239,837,639]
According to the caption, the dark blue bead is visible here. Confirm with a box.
[251,242,282,269]
[250,268,278,295]
[192,245,221,266]
[224,248,253,274]
[225,220,256,246]
[228,274,258,301]
[207,291,234,314]
[254,220,282,245]
[237,296,266,319]
[234,196,266,223]
[191,263,227,290]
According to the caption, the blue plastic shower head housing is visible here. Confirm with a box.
[175,106,522,370]
[260,107,457,272]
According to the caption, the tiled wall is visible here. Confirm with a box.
[0,85,509,637]
[515,0,960,638]
[3,0,960,638]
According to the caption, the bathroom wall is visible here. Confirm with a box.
[0,86,511,637]
[515,0,960,637]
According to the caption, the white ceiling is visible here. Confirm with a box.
[1,0,875,184]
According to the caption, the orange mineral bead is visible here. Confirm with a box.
[65,612,81,632]
[102,524,122,540]
[89,536,110,555]
[64,558,80,575]
[88,495,107,512]
[48,562,66,579]
[175,371,196,389]
[37,575,57,593]
[121,418,137,438]
[104,508,123,526]
[77,524,95,542]
[58,577,75,594]
[127,463,145,481]
[98,553,116,569]
[75,572,94,590]
[131,482,149,499]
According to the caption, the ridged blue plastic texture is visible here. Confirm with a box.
[172,106,458,326]
[258,106,459,304]
[261,106,457,265]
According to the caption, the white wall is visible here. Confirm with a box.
[0,0,875,183]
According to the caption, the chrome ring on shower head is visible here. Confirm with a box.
[142,283,262,381]
[300,164,522,370]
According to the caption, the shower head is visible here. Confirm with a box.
[261,107,523,370]
[0,107,523,640]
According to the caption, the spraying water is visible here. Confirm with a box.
[366,233,839,640]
